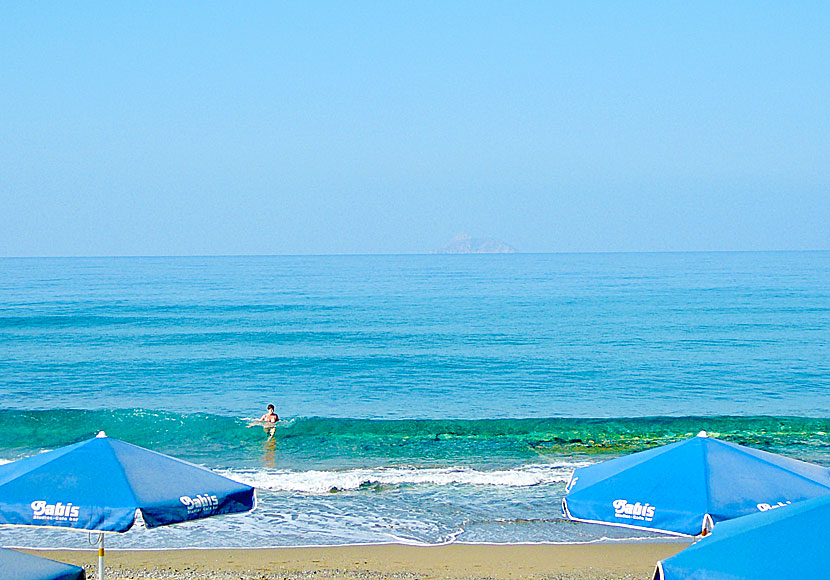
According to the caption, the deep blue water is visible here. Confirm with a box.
[1,252,829,548]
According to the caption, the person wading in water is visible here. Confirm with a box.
[258,404,279,439]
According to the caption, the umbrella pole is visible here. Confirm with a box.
[98,533,105,580]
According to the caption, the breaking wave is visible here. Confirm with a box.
[221,463,583,494]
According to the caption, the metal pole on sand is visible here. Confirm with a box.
[99,533,105,580]
[90,532,105,580]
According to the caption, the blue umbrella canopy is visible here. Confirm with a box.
[0,432,255,532]
[0,547,85,580]
[655,493,830,580]
[562,432,830,536]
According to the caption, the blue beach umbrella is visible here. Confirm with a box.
[0,547,85,580]
[562,431,830,537]
[654,493,830,580]
[0,432,255,580]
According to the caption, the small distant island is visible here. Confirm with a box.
[431,233,517,254]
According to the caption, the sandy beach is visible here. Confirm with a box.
[21,542,688,580]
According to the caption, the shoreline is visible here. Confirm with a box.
[18,542,690,580]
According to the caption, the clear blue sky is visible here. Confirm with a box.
[1,2,828,256]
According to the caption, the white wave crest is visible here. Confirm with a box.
[221,463,587,494]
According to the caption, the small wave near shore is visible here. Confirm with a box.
[220,463,582,494]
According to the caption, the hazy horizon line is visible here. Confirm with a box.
[2,248,828,260]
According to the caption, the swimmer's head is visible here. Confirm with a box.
[267,404,275,412]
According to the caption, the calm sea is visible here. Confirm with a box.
[1,252,829,548]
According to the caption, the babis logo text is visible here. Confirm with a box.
[757,501,791,512]
[31,500,80,522]
[180,494,219,515]
[613,499,656,522]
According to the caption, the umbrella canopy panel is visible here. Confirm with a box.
[563,433,830,536]
[655,493,830,580]
[0,434,255,532]
[0,547,85,580]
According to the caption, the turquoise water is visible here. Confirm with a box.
[1,253,829,547]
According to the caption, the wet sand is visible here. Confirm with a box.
[22,542,688,580]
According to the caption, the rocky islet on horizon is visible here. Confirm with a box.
[431,233,517,254]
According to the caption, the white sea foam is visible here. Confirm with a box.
[220,463,588,494]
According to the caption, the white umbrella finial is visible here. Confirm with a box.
[96,431,107,438]
[697,431,708,438]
